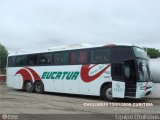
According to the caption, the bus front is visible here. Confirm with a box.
[133,47,153,98]
[111,46,153,99]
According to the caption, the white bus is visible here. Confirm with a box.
[6,44,153,101]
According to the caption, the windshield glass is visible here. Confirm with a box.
[133,47,148,59]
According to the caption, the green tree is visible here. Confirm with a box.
[144,47,160,58]
[0,43,8,74]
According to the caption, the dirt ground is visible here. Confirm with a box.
[0,84,160,120]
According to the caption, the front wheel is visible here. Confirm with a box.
[101,84,114,101]
[34,81,44,94]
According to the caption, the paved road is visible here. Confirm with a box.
[0,84,160,120]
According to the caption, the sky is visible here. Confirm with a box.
[0,0,160,52]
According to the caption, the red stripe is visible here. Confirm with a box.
[15,69,33,81]
[26,68,41,81]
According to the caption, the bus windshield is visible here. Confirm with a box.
[133,47,148,59]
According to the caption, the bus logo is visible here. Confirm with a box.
[80,64,111,82]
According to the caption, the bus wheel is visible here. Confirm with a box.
[24,81,33,93]
[101,84,114,101]
[34,81,44,94]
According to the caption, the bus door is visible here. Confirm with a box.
[111,62,125,98]
[124,59,137,97]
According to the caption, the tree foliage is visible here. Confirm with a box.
[0,43,8,74]
[144,47,160,58]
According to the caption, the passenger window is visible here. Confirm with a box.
[8,56,16,67]
[79,51,88,64]
[70,52,77,64]
[53,52,69,65]
[114,63,124,77]
[26,55,38,66]
[39,53,51,65]
[90,49,110,63]
[111,63,124,80]
[111,47,133,61]
[15,56,26,66]
[70,51,88,64]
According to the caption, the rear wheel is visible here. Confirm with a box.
[101,84,114,101]
[34,81,44,94]
[24,81,33,93]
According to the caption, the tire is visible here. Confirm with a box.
[101,84,114,101]
[34,81,44,94]
[24,81,33,93]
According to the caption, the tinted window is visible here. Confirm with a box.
[111,63,124,81]
[79,51,88,63]
[111,47,133,61]
[26,55,38,65]
[8,56,15,67]
[90,49,110,63]
[53,52,69,65]
[70,51,88,64]
[15,56,26,66]
[114,64,124,76]
[38,53,51,65]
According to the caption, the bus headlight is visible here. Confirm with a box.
[140,86,146,90]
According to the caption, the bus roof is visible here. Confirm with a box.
[8,43,134,56]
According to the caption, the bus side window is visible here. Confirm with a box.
[79,51,88,64]
[69,50,88,64]
[70,52,77,64]
[38,53,51,65]
[8,56,16,67]
[111,63,124,80]
[15,55,26,66]
[114,64,124,77]
[26,55,38,66]
[90,49,110,64]
[53,52,69,65]
[111,47,133,61]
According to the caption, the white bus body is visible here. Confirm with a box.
[6,44,153,101]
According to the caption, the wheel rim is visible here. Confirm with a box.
[26,82,32,91]
[36,83,41,92]
[106,88,112,100]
